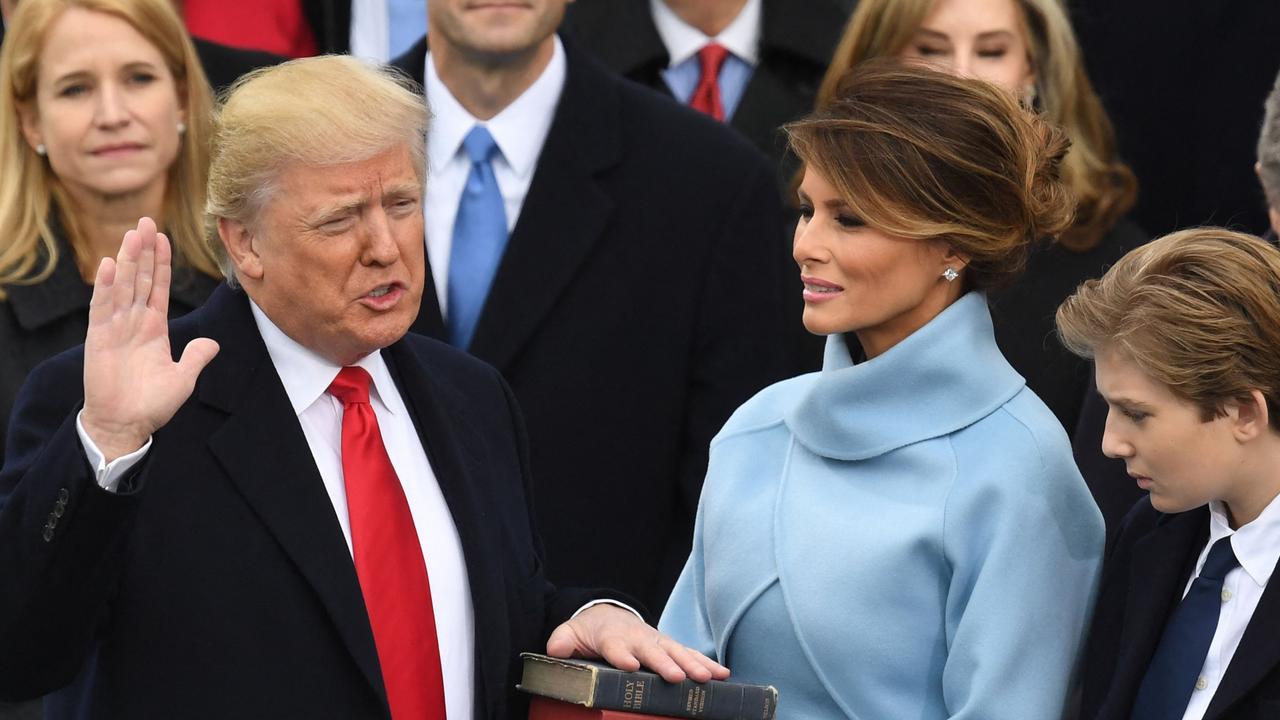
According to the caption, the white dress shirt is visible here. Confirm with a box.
[650,0,761,68]
[1180,493,1280,720]
[649,0,760,121]
[422,36,566,315]
[78,301,476,720]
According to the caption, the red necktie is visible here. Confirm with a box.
[689,43,731,121]
[328,367,447,719]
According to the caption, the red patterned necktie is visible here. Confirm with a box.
[689,43,731,121]
[328,367,447,719]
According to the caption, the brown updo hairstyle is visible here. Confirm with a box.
[786,60,1075,291]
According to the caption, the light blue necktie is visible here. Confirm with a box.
[447,126,508,349]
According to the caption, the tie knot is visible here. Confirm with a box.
[328,366,373,405]
[462,125,499,165]
[697,43,730,76]
[1200,537,1240,581]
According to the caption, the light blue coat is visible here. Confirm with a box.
[660,292,1104,719]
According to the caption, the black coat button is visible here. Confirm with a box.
[41,528,53,542]
[57,488,69,503]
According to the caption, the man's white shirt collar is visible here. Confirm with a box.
[650,0,761,68]
[1207,492,1280,589]
[424,36,566,181]
[248,298,404,418]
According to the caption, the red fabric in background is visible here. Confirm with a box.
[183,0,316,58]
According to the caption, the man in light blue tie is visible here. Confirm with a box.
[393,0,798,615]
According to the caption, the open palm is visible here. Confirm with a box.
[80,217,219,462]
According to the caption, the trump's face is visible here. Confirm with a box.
[224,144,425,366]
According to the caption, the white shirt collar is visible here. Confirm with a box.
[424,36,566,181]
[1207,491,1280,588]
[248,298,403,418]
[649,0,761,68]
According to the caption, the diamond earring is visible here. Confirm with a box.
[942,266,959,282]
[35,143,46,156]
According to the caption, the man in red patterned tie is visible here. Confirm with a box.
[0,55,725,719]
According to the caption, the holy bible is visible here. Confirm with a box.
[517,653,778,720]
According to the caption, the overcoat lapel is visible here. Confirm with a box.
[730,0,841,158]
[1205,555,1280,718]
[383,341,510,720]
[1098,508,1208,718]
[566,0,668,88]
[195,287,387,711]
[464,43,621,373]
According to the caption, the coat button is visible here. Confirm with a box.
[41,528,53,542]
[58,488,69,503]
[44,515,57,530]
[53,503,65,518]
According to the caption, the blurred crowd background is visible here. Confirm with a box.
[3,1,1280,718]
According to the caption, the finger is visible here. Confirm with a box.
[700,652,730,681]
[629,637,686,683]
[597,637,645,675]
[112,229,141,312]
[88,257,116,326]
[133,218,157,307]
[176,338,220,388]
[150,232,172,317]
[661,641,727,683]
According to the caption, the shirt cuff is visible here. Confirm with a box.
[76,410,152,493]
[571,599,645,622]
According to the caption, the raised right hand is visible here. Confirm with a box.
[80,217,220,462]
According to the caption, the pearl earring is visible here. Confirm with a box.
[942,266,959,282]
[35,143,46,156]
[176,122,186,135]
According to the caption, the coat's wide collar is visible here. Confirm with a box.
[784,292,1025,460]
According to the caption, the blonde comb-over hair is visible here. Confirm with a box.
[205,55,429,283]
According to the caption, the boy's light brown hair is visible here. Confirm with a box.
[1056,228,1280,428]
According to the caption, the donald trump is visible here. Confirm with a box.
[0,56,724,719]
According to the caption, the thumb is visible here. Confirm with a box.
[545,622,583,658]
[177,338,220,384]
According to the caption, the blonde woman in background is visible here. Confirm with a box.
[0,0,219,464]
[820,0,1146,533]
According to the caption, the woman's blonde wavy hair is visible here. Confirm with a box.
[817,0,1136,252]
[0,0,219,299]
